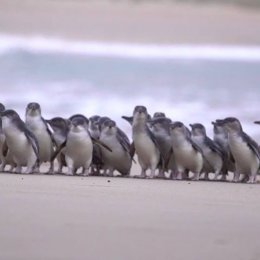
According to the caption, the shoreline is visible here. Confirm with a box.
[1,1,260,45]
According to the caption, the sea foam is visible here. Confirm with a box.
[0,34,260,61]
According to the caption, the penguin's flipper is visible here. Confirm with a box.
[2,140,8,157]
[190,138,215,170]
[42,117,59,148]
[243,132,260,161]
[129,142,135,159]
[205,137,225,160]
[91,137,112,152]
[116,132,136,163]
[24,129,40,160]
[147,126,166,169]
[165,147,174,169]
[51,141,66,162]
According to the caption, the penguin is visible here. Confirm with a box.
[153,112,166,119]
[56,115,93,176]
[169,121,203,181]
[89,115,101,139]
[46,117,69,173]
[212,120,235,180]
[1,109,39,174]
[222,117,260,183]
[99,119,132,176]
[130,105,162,178]
[25,102,56,174]
[190,123,225,181]
[51,114,112,176]
[149,117,174,178]
[0,103,6,170]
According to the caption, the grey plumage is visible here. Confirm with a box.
[99,119,132,176]
[190,123,225,180]
[25,102,56,173]
[130,105,161,178]
[222,117,260,183]
[47,117,69,173]
[170,121,203,180]
[63,115,93,176]
[1,109,39,174]
[0,103,6,170]
[150,117,174,178]
[212,120,235,179]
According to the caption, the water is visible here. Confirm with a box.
[0,34,260,138]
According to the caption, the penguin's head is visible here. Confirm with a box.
[89,115,101,130]
[153,112,166,119]
[1,109,21,127]
[26,102,41,117]
[212,121,227,135]
[0,103,5,113]
[69,114,89,132]
[101,119,117,136]
[98,117,111,132]
[189,123,206,137]
[169,121,186,136]
[223,117,242,133]
[133,105,148,122]
[149,117,171,132]
[47,117,69,133]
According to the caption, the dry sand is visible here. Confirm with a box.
[1,0,260,45]
[1,172,260,260]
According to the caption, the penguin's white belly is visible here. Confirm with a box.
[229,137,259,174]
[174,142,203,172]
[100,136,131,173]
[34,130,53,161]
[66,132,93,168]
[26,117,53,162]
[53,132,66,146]
[204,149,223,172]
[5,129,34,165]
[133,133,159,168]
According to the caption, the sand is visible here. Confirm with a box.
[1,0,260,45]
[1,172,260,260]
[1,1,260,259]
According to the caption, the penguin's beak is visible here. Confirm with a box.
[254,121,260,125]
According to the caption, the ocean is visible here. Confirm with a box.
[0,34,260,138]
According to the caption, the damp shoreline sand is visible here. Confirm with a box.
[1,0,260,45]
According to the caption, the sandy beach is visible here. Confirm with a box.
[1,0,260,45]
[0,172,260,260]
[1,1,260,259]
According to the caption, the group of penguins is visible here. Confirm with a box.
[1,103,260,184]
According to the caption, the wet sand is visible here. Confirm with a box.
[1,172,260,260]
[1,0,260,45]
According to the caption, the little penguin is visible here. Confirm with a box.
[222,117,260,183]
[190,123,225,181]
[99,119,132,176]
[170,121,203,181]
[1,109,39,174]
[25,102,56,174]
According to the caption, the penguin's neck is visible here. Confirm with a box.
[132,121,148,134]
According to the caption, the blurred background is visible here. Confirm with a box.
[0,0,260,138]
